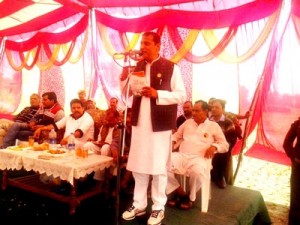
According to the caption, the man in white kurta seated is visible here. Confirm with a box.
[34,98,94,146]
[166,100,229,210]
[33,98,94,184]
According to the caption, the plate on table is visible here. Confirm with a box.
[7,146,23,151]
[32,143,49,151]
[38,149,68,160]
[47,149,67,155]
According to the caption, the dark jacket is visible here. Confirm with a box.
[283,118,300,160]
[131,57,178,132]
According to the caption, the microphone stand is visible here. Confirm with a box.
[114,53,133,225]
[115,121,124,225]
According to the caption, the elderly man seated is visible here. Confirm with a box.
[166,100,229,210]
[0,93,40,148]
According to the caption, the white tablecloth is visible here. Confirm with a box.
[0,148,113,185]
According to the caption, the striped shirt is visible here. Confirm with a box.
[15,106,40,123]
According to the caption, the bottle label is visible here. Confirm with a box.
[68,143,75,150]
[49,138,57,145]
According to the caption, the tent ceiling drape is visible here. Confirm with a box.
[1,0,279,39]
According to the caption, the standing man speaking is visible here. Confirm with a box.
[120,31,186,225]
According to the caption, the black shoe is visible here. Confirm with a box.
[216,178,226,189]
[167,196,180,207]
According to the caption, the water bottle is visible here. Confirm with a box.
[67,132,75,151]
[49,129,57,150]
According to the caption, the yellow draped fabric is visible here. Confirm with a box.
[203,8,280,63]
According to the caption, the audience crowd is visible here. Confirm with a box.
[0,91,246,197]
[0,88,251,225]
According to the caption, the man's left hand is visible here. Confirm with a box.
[205,146,217,158]
[141,86,158,98]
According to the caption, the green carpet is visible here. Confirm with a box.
[0,170,272,225]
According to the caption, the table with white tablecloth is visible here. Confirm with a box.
[0,147,114,214]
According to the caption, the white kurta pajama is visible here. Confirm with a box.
[55,111,94,146]
[166,118,229,202]
[126,59,186,211]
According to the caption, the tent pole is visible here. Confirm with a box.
[115,121,125,225]
[232,114,251,184]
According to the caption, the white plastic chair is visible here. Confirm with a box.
[176,158,212,213]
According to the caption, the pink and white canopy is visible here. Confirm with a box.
[0,0,282,51]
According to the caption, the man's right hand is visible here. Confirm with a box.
[120,68,129,81]
[120,66,135,81]
[28,121,36,130]
[33,128,42,139]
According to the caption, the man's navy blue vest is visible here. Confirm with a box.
[131,57,178,132]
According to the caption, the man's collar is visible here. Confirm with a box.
[71,112,84,120]
[209,114,226,122]
[145,55,160,64]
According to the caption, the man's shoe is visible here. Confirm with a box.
[147,210,164,225]
[122,205,146,220]
[179,200,194,210]
[178,195,194,210]
[216,177,227,189]
[167,196,180,207]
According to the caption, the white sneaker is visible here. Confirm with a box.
[122,205,146,220]
[147,210,164,225]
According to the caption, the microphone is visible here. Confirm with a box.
[114,50,143,56]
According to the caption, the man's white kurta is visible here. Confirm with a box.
[55,112,94,145]
[127,61,186,175]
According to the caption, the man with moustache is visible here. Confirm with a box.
[120,31,186,225]
[2,92,64,147]
[34,98,94,146]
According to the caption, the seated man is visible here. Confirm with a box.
[109,108,134,193]
[209,98,238,188]
[34,98,94,146]
[1,93,41,148]
[176,100,193,130]
[166,100,229,210]
[33,98,94,184]
[84,108,120,180]
[77,89,87,110]
[2,92,64,148]
[85,98,106,139]
[83,108,120,156]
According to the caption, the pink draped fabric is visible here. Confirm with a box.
[38,50,65,106]
[2,0,281,50]
[0,57,22,114]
